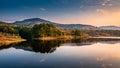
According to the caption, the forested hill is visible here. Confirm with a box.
[0,21,13,26]
[13,18,56,26]
[13,18,99,30]
[0,18,120,41]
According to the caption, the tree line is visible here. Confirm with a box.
[0,23,67,40]
[1,22,120,41]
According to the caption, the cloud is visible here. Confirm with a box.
[108,4,113,7]
[40,59,45,62]
[39,8,46,11]
[22,7,46,11]
[101,3,106,6]
[96,9,107,15]
[101,0,113,7]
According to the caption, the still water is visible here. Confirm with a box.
[0,39,120,68]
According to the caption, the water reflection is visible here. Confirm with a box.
[14,40,69,53]
[31,40,67,53]
[0,39,120,68]
[0,39,120,54]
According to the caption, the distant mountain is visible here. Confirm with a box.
[13,18,56,26]
[58,24,99,30]
[13,18,99,30]
[10,18,120,30]
[99,26,120,30]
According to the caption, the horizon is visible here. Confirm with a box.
[1,17,120,27]
[0,0,120,26]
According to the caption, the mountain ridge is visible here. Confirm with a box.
[13,18,56,26]
[1,18,120,30]
[99,26,120,30]
[13,18,99,30]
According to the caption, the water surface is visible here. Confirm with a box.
[0,39,120,68]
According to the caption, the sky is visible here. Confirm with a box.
[0,0,120,26]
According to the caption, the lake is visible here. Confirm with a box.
[0,39,120,68]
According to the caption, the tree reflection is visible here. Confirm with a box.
[0,39,120,54]
[13,40,68,53]
[31,40,67,53]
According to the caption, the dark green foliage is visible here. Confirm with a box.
[18,27,32,40]
[0,24,32,40]
[31,24,66,38]
[0,22,17,34]
[71,29,90,39]
[72,29,82,36]
[31,40,66,53]
[0,26,18,34]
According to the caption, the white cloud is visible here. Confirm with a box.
[102,3,106,6]
[108,4,113,7]
[101,0,113,7]
[96,9,107,15]
[39,8,46,11]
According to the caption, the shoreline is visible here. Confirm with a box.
[33,35,74,40]
[33,36,120,41]
[90,37,120,39]
[33,35,89,40]
[0,39,26,46]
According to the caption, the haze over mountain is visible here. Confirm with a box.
[99,26,120,30]
[13,18,56,26]
[1,18,120,30]
[12,18,120,30]
[13,18,99,30]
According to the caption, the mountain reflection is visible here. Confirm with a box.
[0,39,120,54]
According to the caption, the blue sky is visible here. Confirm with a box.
[0,0,120,26]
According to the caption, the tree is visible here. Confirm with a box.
[72,29,82,36]
[19,27,32,40]
[31,24,66,38]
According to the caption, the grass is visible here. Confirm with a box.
[33,35,74,40]
[0,33,26,46]
[33,35,90,41]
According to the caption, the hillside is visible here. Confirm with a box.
[13,18,99,30]
[13,18,56,26]
[0,21,13,26]
[0,33,25,45]
[99,26,120,30]
[0,18,120,39]
[57,24,99,30]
